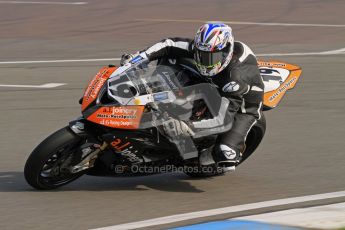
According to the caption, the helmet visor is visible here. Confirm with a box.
[195,46,230,68]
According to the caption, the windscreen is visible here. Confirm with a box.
[106,61,233,159]
[107,62,180,105]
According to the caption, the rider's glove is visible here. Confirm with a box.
[120,53,135,66]
[162,118,195,138]
[120,51,146,66]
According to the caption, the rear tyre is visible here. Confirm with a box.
[24,127,85,190]
[238,114,266,165]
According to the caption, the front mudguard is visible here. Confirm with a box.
[69,118,104,143]
[69,118,88,138]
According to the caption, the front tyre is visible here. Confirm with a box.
[24,127,85,190]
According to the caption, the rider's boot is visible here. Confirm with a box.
[199,144,241,172]
[213,144,241,170]
[199,146,216,166]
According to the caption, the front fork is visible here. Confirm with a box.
[68,118,108,173]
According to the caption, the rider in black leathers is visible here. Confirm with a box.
[121,22,264,170]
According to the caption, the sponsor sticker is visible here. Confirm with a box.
[111,138,142,163]
[130,55,143,64]
[269,77,297,101]
[87,106,144,129]
[222,81,240,93]
[82,67,116,111]
[259,62,287,68]
[83,69,108,101]
[153,92,169,101]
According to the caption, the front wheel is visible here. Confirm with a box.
[24,127,85,190]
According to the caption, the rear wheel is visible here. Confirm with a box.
[24,127,85,190]
[238,114,266,165]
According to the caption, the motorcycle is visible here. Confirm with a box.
[24,58,302,190]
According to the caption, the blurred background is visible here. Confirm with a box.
[0,1,344,229]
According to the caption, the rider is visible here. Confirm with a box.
[120,22,264,170]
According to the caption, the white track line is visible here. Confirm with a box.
[235,202,345,229]
[0,175,14,178]
[257,47,345,57]
[0,47,344,65]
[0,58,120,65]
[136,18,345,28]
[91,190,345,230]
[0,83,66,88]
[0,1,87,5]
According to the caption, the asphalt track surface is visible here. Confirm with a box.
[0,0,345,229]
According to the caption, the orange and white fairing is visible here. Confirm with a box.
[258,60,302,109]
[81,66,145,130]
[81,66,117,111]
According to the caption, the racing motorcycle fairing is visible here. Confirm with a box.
[82,62,233,134]
[258,60,302,109]
[81,66,117,111]
[80,61,234,160]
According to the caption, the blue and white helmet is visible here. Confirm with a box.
[194,22,234,77]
